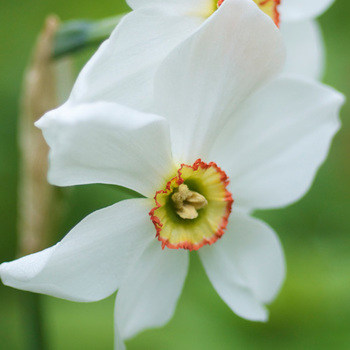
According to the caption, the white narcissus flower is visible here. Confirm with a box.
[65,0,336,112]
[0,0,344,349]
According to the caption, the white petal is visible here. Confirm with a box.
[0,199,155,302]
[127,0,213,15]
[114,325,126,350]
[153,0,285,164]
[115,240,189,341]
[280,0,335,22]
[69,10,203,111]
[36,102,175,197]
[211,76,344,211]
[282,20,324,80]
[199,210,285,321]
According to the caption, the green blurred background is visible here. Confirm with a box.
[0,0,349,349]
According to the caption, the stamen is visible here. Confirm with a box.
[172,184,208,219]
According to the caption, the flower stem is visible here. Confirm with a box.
[20,292,48,350]
[53,14,125,58]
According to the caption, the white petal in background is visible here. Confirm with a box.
[154,0,285,164]
[211,76,344,211]
[0,199,155,302]
[69,10,203,111]
[280,0,336,22]
[36,102,175,197]
[127,0,213,15]
[115,240,189,346]
[199,210,285,321]
[282,20,324,80]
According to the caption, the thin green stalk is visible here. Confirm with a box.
[20,292,47,350]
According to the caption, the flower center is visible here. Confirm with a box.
[149,159,233,251]
[216,0,280,26]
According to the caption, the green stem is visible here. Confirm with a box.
[53,14,125,59]
[20,292,47,350]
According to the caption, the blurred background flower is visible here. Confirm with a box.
[0,0,349,349]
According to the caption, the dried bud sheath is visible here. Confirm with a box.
[17,15,66,257]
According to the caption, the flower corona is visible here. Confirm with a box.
[149,159,233,251]
[218,0,280,26]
